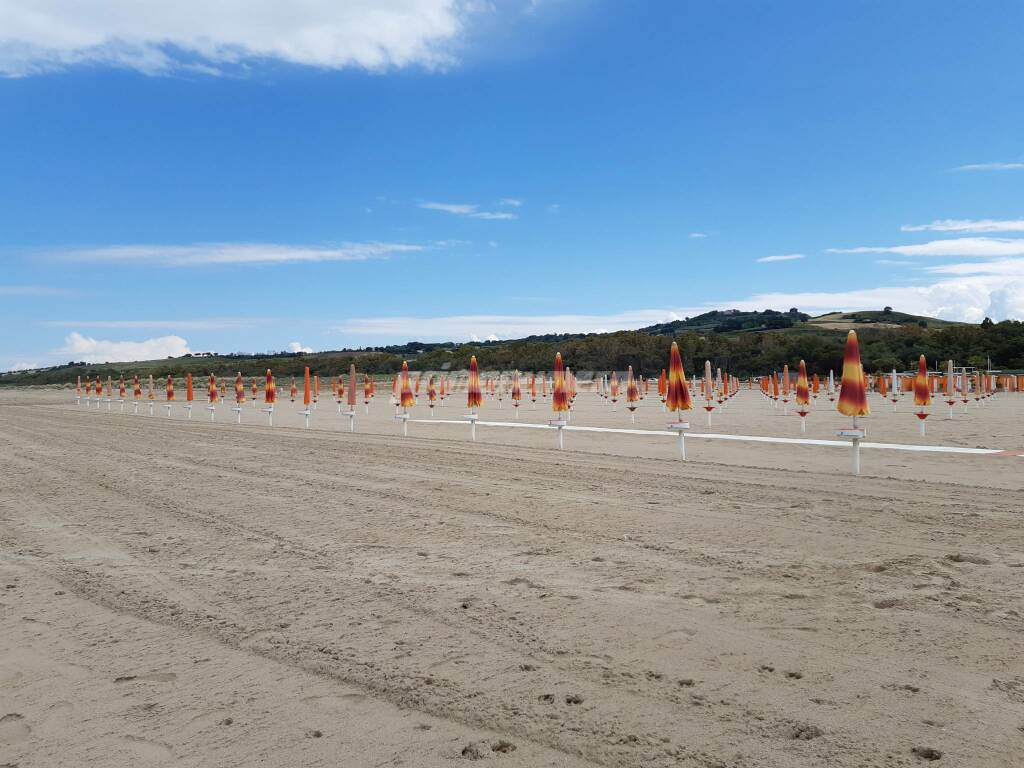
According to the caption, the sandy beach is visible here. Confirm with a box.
[2,387,1023,766]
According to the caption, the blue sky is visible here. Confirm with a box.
[3,0,1024,369]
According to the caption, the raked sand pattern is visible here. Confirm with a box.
[2,387,1023,767]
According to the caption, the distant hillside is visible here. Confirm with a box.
[807,310,963,330]
[2,309,1021,386]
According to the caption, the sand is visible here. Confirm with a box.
[2,387,1023,767]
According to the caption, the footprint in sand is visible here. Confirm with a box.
[120,735,174,762]
[0,713,30,746]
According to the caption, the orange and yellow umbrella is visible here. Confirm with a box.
[467,355,484,409]
[265,369,276,404]
[235,372,245,403]
[795,360,810,406]
[552,353,570,413]
[626,366,640,405]
[837,330,870,417]
[666,342,692,413]
[511,369,522,404]
[914,355,931,407]
[132,375,141,400]
[303,366,311,407]
[208,374,219,402]
[348,364,358,409]
[166,375,175,401]
[400,361,415,409]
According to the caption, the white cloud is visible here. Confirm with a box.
[901,219,1024,234]
[953,162,1024,172]
[418,201,517,220]
[757,253,805,263]
[58,332,191,363]
[45,318,266,330]
[288,341,313,353]
[5,360,40,372]
[333,255,1024,341]
[688,232,708,239]
[498,198,523,207]
[719,265,1024,323]
[49,242,423,266]
[0,1,476,77]
[828,237,1024,258]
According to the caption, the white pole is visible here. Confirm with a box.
[679,431,686,460]
[852,437,861,475]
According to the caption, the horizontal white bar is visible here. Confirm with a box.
[408,419,1004,455]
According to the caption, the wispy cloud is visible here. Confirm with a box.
[498,198,523,207]
[57,332,191,363]
[757,253,805,263]
[418,201,517,220]
[828,237,1024,258]
[0,285,65,296]
[333,310,706,341]
[952,162,1024,172]
[688,232,708,239]
[0,0,478,77]
[44,318,267,330]
[49,242,424,266]
[901,218,1024,234]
